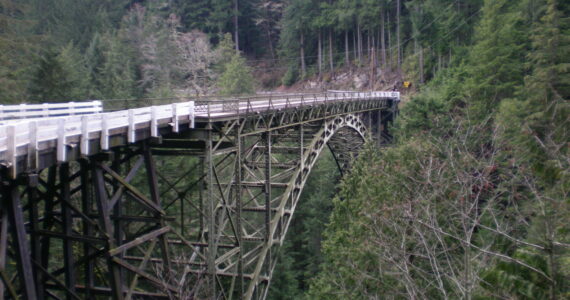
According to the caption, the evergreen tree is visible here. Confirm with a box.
[209,0,233,38]
[255,0,283,59]
[279,0,317,78]
[0,0,39,102]
[31,0,131,50]
[217,52,254,95]
[29,44,89,102]
[332,0,356,67]
[269,150,339,299]
[172,0,211,33]
[484,1,570,297]
[466,0,529,119]
[97,32,138,100]
[516,0,570,180]
[268,239,303,300]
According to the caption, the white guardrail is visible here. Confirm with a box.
[0,102,195,178]
[0,101,103,121]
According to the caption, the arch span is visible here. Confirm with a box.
[244,113,369,298]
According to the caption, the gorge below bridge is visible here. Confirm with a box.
[0,91,399,300]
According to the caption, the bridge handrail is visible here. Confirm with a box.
[0,100,102,121]
[105,91,399,110]
[0,101,194,178]
[190,91,399,102]
[192,91,399,118]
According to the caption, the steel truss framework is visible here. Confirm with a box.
[0,97,398,299]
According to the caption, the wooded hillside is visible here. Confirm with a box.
[306,0,570,299]
[2,0,483,102]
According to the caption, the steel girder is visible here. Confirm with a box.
[0,98,397,300]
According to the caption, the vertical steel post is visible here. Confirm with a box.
[40,166,57,296]
[27,173,44,300]
[264,131,272,282]
[206,124,217,298]
[4,183,37,299]
[0,186,8,299]
[111,155,124,287]
[235,123,244,298]
[377,110,383,145]
[367,111,373,138]
[80,160,95,300]
[60,163,77,299]
[92,165,124,300]
[199,158,205,237]
[143,144,172,273]
[264,132,272,241]
[299,124,304,171]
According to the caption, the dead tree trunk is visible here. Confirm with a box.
[300,32,306,78]
[381,8,387,69]
[357,21,362,64]
[318,30,323,80]
[345,30,350,67]
[329,29,334,74]
[234,0,239,52]
[396,0,401,70]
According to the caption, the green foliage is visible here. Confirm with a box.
[508,0,570,183]
[217,53,255,96]
[483,1,570,297]
[32,0,131,50]
[91,32,138,99]
[173,0,211,33]
[269,149,340,300]
[216,33,236,71]
[278,0,316,65]
[394,67,467,139]
[269,239,303,300]
[465,0,529,119]
[0,0,39,103]
[309,1,570,299]
[29,44,89,102]
[208,0,232,35]
[282,65,299,86]
[479,248,553,299]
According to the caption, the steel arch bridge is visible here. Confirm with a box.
[0,91,399,299]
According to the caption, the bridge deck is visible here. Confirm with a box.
[0,92,399,178]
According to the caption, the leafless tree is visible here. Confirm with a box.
[168,15,218,95]
[344,119,568,299]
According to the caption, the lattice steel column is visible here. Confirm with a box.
[3,181,37,299]
[92,160,124,300]
[205,124,217,298]
[234,121,245,298]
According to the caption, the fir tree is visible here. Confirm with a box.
[172,0,211,33]
[0,0,38,102]
[466,0,529,120]
[217,52,254,95]
[487,1,570,297]
[29,44,89,102]
[97,33,137,100]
